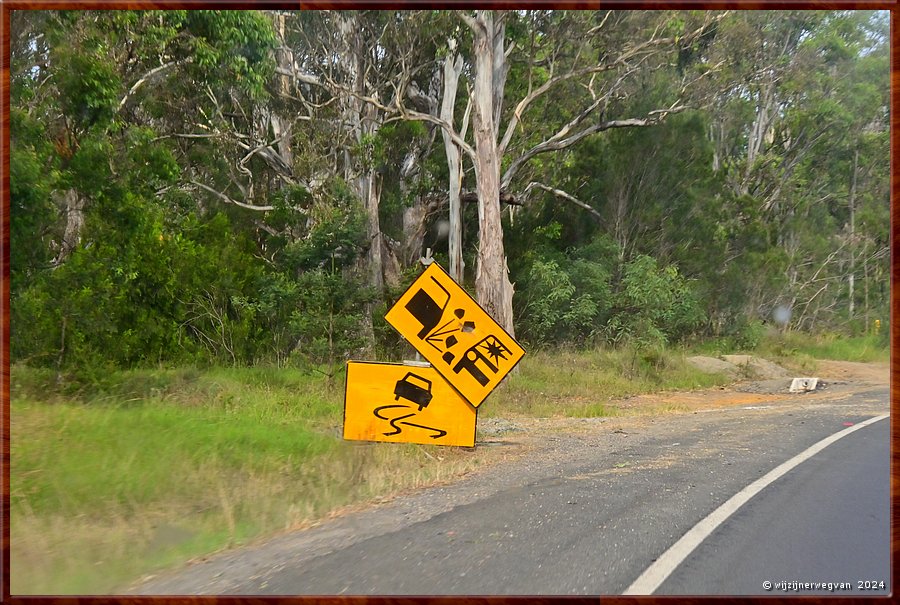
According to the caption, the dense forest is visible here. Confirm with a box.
[9,9,890,375]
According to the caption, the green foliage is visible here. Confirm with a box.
[755,331,888,363]
[514,234,703,350]
[517,258,611,347]
[12,183,269,374]
[721,318,767,351]
[246,269,373,370]
[9,108,58,292]
[55,49,120,131]
[9,9,363,375]
[9,8,890,374]
[607,255,705,348]
[280,190,366,273]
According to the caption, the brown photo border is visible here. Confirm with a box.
[0,1,896,603]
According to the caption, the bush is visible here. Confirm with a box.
[516,258,611,346]
[607,255,705,347]
[723,318,766,351]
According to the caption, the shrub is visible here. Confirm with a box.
[516,258,611,346]
[607,255,705,347]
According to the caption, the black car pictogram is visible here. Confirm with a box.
[393,372,433,411]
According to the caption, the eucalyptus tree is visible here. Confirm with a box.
[311,10,727,336]
[701,10,889,329]
[9,10,281,367]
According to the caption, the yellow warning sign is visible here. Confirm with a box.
[343,361,476,447]
[384,262,525,408]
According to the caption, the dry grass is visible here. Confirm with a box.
[11,440,488,594]
[484,346,732,418]
[13,338,835,593]
[10,366,490,594]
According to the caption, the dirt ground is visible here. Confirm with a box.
[814,359,890,385]
[628,358,886,408]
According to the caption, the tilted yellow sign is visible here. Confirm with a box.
[343,361,476,447]
[384,262,525,408]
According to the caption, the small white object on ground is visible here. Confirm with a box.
[789,377,819,393]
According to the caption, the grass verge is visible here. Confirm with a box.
[10,365,486,594]
[484,346,732,418]
[756,332,889,364]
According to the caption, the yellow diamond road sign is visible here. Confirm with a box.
[343,361,476,447]
[384,262,525,408]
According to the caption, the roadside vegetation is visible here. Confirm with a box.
[11,364,486,593]
[757,332,889,364]
[11,331,888,593]
[9,8,888,596]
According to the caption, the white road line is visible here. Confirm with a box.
[623,413,890,595]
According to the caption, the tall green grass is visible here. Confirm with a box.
[688,329,888,364]
[759,332,889,363]
[10,365,485,594]
[485,346,732,418]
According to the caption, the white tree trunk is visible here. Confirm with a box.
[741,79,776,196]
[363,169,384,293]
[337,12,385,353]
[441,42,465,283]
[401,196,441,267]
[271,12,293,171]
[339,12,384,295]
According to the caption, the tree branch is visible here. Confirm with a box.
[275,65,321,87]
[276,64,476,160]
[190,180,275,212]
[524,182,603,223]
[118,60,187,112]
[498,61,620,157]
[253,219,282,237]
[502,107,688,190]
[153,133,225,142]
[457,11,480,34]
[497,14,726,160]
[378,93,477,160]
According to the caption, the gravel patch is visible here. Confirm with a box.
[722,355,791,379]
[686,356,740,377]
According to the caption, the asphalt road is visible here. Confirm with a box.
[133,384,891,596]
[657,415,890,596]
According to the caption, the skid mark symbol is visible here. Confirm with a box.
[373,404,448,439]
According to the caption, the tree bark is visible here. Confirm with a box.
[339,13,385,295]
[338,12,384,353]
[441,41,465,283]
[468,10,515,336]
[53,189,85,266]
[363,169,384,293]
[401,195,442,266]
[270,12,294,171]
